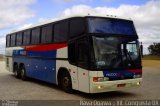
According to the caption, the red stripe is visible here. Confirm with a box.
[24,43,67,52]
[127,69,142,73]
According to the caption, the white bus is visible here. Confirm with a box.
[5,15,142,93]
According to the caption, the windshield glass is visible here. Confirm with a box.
[92,36,141,69]
[87,17,137,36]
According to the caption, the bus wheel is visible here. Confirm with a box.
[14,64,20,78]
[61,71,72,93]
[20,65,27,80]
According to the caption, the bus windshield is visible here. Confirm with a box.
[87,17,137,36]
[92,36,141,69]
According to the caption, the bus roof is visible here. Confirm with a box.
[8,14,132,35]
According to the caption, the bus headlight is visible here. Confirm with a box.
[133,74,142,78]
[93,77,109,82]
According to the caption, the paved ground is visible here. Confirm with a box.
[0,60,160,100]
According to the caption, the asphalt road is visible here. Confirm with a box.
[0,61,160,100]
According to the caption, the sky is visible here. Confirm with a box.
[0,0,160,54]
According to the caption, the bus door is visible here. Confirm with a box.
[68,37,90,92]
[77,37,90,92]
[68,41,79,90]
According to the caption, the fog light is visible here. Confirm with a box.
[98,86,102,89]
[136,82,140,85]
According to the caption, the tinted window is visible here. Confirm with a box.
[54,21,68,42]
[16,32,23,46]
[31,28,40,44]
[87,18,137,36]
[68,43,77,64]
[11,34,16,46]
[68,37,89,68]
[23,30,31,45]
[41,24,53,43]
[70,18,85,37]
[6,35,10,47]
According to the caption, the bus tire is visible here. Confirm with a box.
[61,71,72,93]
[19,65,27,80]
[14,64,20,78]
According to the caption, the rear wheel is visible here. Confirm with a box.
[60,71,72,93]
[14,64,20,78]
[20,65,27,80]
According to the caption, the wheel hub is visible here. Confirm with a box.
[63,77,69,87]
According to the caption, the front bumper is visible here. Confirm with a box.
[90,78,142,93]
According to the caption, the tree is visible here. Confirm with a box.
[148,43,160,55]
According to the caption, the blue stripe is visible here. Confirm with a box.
[13,49,57,84]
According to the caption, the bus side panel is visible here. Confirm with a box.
[27,58,56,84]
[12,46,57,84]
[56,47,79,90]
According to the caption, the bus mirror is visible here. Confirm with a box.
[140,42,143,58]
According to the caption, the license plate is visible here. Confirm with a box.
[117,84,126,87]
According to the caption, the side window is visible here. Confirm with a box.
[31,27,40,44]
[6,35,10,47]
[23,30,31,45]
[11,34,16,47]
[77,38,88,68]
[70,18,85,38]
[16,32,23,46]
[54,21,68,42]
[41,24,53,43]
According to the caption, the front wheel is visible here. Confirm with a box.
[61,71,72,93]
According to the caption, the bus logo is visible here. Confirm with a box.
[105,73,120,77]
